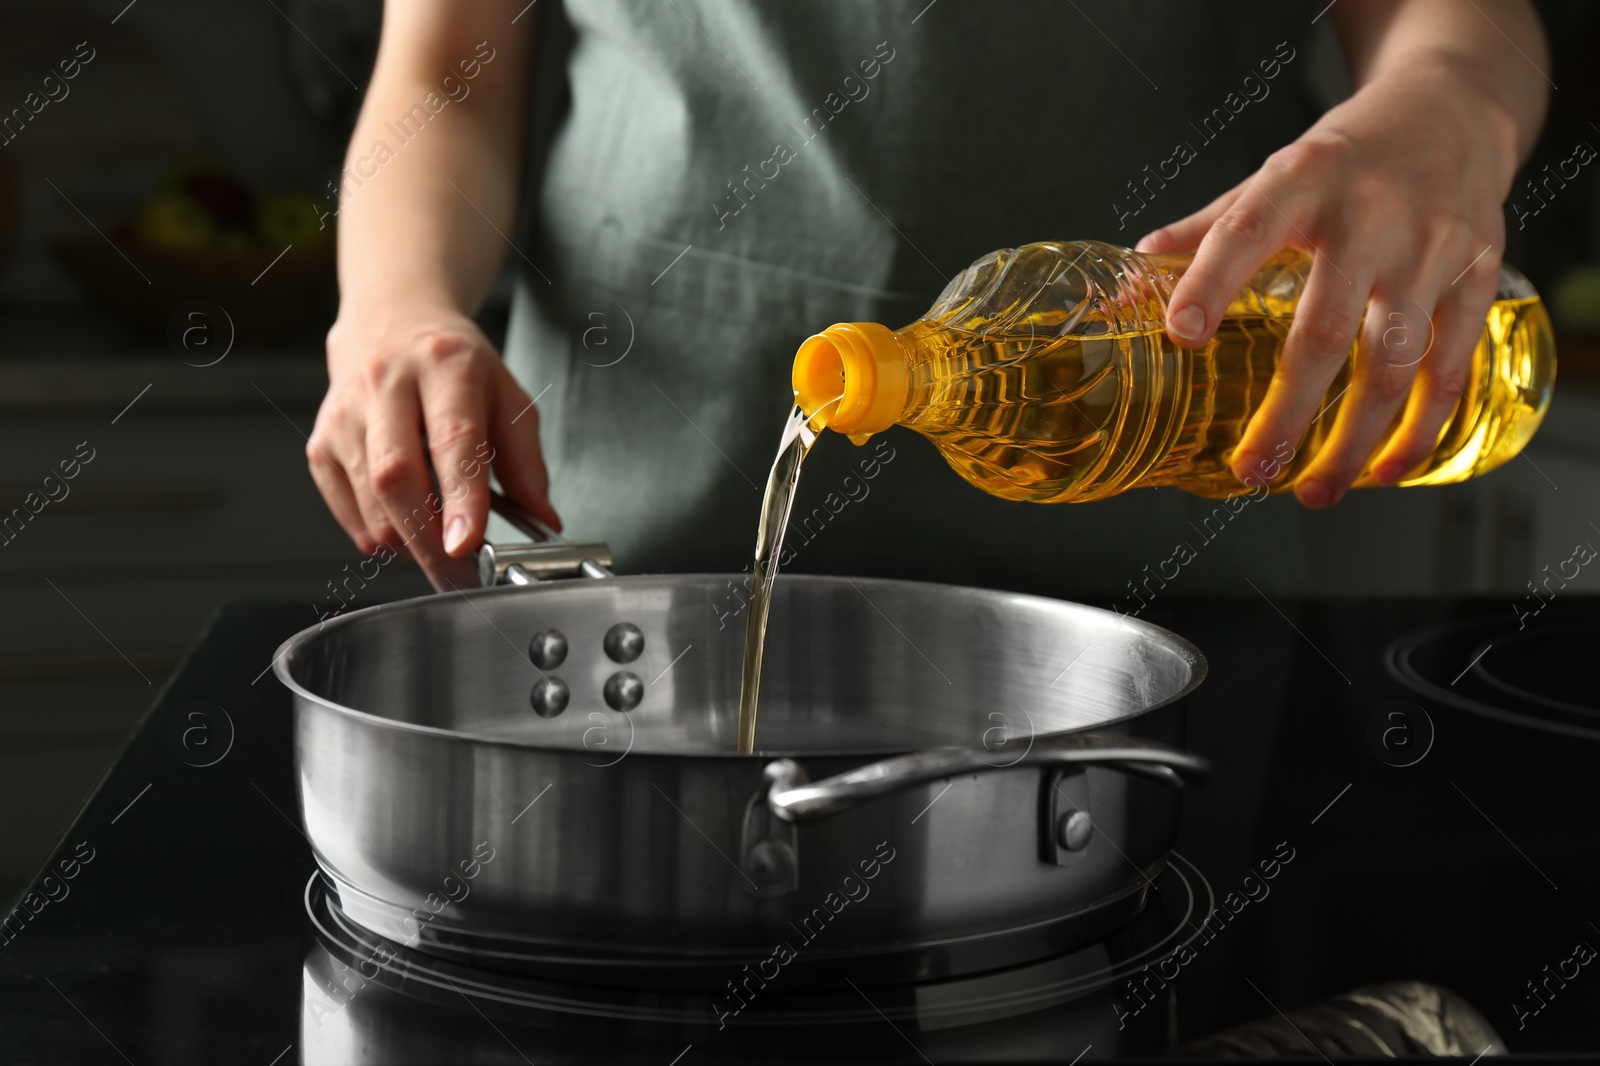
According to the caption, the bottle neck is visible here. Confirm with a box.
[792,322,909,439]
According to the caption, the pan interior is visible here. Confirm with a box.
[282,575,1201,755]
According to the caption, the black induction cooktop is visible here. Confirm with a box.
[3,596,1598,1064]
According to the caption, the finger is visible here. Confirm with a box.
[309,401,403,551]
[1232,250,1377,499]
[417,349,493,558]
[345,447,406,553]
[1161,178,1309,348]
[1369,263,1500,484]
[305,436,374,553]
[489,365,563,532]
[365,375,466,590]
[1134,177,1249,255]
[1292,280,1442,505]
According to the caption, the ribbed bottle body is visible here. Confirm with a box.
[892,241,1553,502]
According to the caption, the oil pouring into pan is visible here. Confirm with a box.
[274,487,1212,988]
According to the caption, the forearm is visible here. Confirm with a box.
[1333,0,1549,169]
[333,2,536,335]
[336,93,523,320]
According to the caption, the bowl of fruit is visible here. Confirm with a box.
[52,160,336,339]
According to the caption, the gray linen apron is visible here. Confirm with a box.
[504,0,1319,605]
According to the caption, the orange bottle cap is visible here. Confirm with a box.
[791,322,908,438]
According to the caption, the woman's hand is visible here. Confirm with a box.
[1137,1,1548,508]
[309,306,561,590]
[309,0,543,588]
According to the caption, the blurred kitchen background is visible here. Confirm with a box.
[2,0,1600,900]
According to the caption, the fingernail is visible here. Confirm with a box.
[1296,480,1332,509]
[1231,452,1265,482]
[443,515,468,554]
[1169,304,1206,342]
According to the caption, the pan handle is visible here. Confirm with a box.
[765,732,1210,823]
[477,490,615,585]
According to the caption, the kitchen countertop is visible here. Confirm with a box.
[2,594,1598,1063]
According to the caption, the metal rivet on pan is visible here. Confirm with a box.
[528,629,569,670]
[1057,810,1094,852]
[530,677,570,718]
[602,622,645,663]
[603,671,644,711]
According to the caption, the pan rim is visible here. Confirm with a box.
[273,572,1208,759]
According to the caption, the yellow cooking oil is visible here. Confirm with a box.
[790,241,1555,502]
[735,400,842,754]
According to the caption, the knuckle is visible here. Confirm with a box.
[368,451,413,497]
[1265,144,1309,178]
[311,392,356,438]
[426,416,483,451]
[364,514,399,543]
[1299,312,1360,357]
[1373,305,1427,360]
[325,318,358,358]
[1142,223,1190,252]
[1428,363,1471,401]
[1270,135,1351,181]
[1363,359,1415,402]
[1460,245,1503,288]
[1217,206,1269,244]
[361,357,401,395]
[416,330,478,367]
[1417,214,1462,259]
[352,491,386,523]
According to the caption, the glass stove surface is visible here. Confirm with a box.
[4,598,1600,1063]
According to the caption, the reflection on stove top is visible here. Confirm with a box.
[1387,609,1600,741]
[300,857,1212,1063]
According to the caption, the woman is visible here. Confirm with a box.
[307,0,1549,599]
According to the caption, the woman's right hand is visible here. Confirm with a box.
[308,304,562,591]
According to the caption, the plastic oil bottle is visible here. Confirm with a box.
[790,241,1555,502]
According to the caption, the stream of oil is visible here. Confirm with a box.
[735,402,835,754]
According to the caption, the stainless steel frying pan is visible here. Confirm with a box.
[277,503,1208,987]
